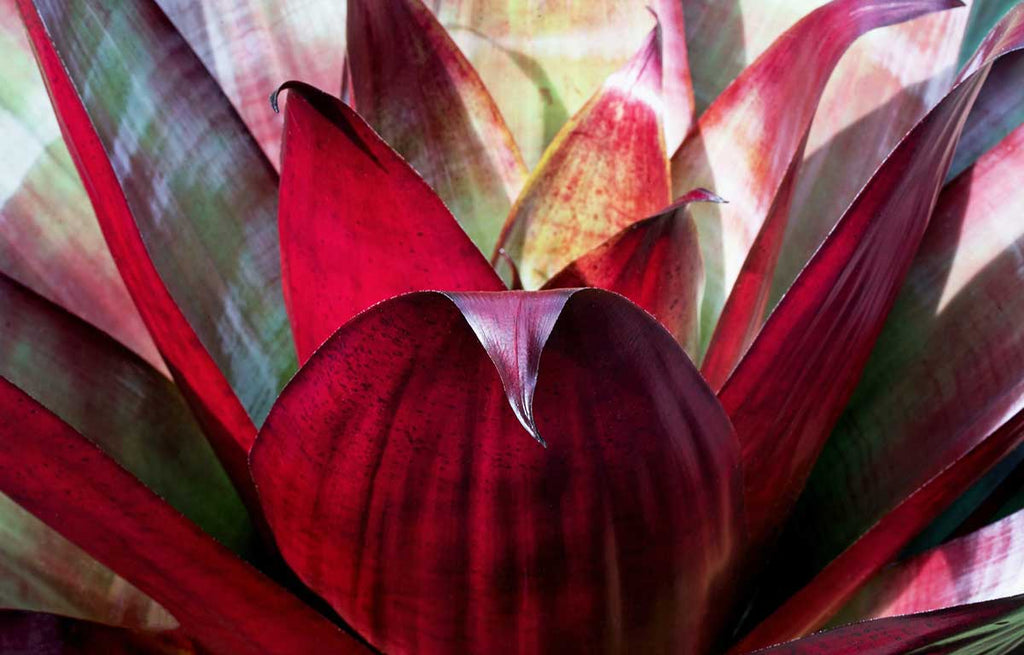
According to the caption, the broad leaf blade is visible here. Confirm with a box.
[0,379,367,655]
[252,290,744,653]
[0,0,158,369]
[672,0,963,359]
[347,0,527,255]
[275,82,504,364]
[497,29,671,289]
[544,189,720,356]
[19,0,297,486]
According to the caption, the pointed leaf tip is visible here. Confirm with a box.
[446,291,576,447]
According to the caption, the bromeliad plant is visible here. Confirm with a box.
[2,0,1024,652]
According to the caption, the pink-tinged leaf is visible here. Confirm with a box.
[346,0,527,255]
[0,1,159,370]
[156,0,346,165]
[252,289,745,654]
[742,105,1024,645]
[739,409,1024,651]
[19,0,297,494]
[747,596,1024,655]
[0,494,175,631]
[655,0,695,152]
[0,611,195,654]
[275,82,504,364]
[950,54,1024,179]
[432,2,665,166]
[672,0,964,358]
[716,3,1017,559]
[699,141,806,390]
[544,189,721,356]
[496,29,671,289]
[837,508,1024,625]
[770,5,966,314]
[0,379,368,655]
[0,271,253,551]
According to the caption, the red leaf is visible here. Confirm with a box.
[544,189,721,356]
[346,0,527,255]
[0,611,195,654]
[746,595,1024,655]
[0,378,367,655]
[654,0,695,152]
[495,28,672,289]
[252,289,744,653]
[671,0,964,358]
[275,82,504,364]
[17,0,295,501]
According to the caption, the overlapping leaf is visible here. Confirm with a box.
[672,0,961,362]
[0,611,194,654]
[0,0,159,369]
[744,103,1024,646]
[0,379,367,655]
[157,0,346,164]
[19,0,296,495]
[544,189,719,356]
[497,28,671,289]
[253,290,744,654]
[346,0,527,255]
[275,82,504,363]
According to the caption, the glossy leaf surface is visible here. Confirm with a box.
[672,0,963,358]
[544,189,719,356]
[497,29,671,289]
[347,0,527,255]
[720,7,1006,553]
[275,82,504,364]
[19,0,296,490]
[731,11,1024,646]
[253,290,744,654]
[0,379,366,655]
[0,0,158,369]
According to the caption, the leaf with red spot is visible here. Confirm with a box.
[252,289,745,654]
[671,0,964,358]
[18,0,297,496]
[496,28,672,289]
[544,189,721,356]
[346,0,527,255]
[0,378,367,655]
[275,82,504,364]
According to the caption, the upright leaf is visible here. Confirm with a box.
[0,0,158,368]
[275,82,504,364]
[671,0,964,359]
[0,378,367,655]
[346,0,527,255]
[19,0,297,489]
[949,54,1024,178]
[157,0,347,164]
[497,28,671,290]
[544,189,720,356]
[746,107,1024,643]
[252,290,744,654]
[432,1,666,165]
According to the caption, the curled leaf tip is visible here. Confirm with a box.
[495,248,525,290]
[269,88,281,113]
[678,187,727,205]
